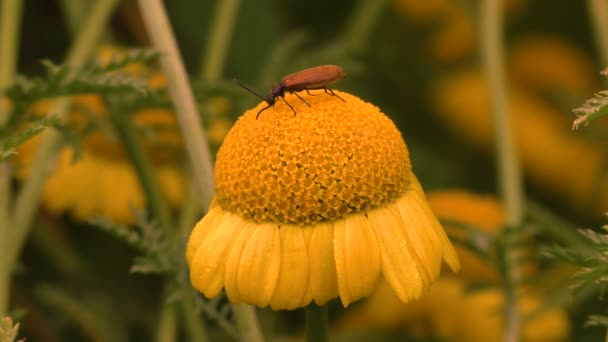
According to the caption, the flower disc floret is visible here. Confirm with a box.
[215,90,412,224]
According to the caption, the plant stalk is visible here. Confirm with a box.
[304,304,328,342]
[480,0,524,341]
[136,0,215,209]
[0,0,23,316]
[199,0,241,81]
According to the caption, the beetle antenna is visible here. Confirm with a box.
[234,78,267,102]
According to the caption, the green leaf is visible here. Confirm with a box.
[0,115,60,161]
[573,69,608,130]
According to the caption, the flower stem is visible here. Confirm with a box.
[480,0,524,341]
[156,303,177,342]
[198,0,241,81]
[304,304,329,342]
[341,0,389,53]
[108,111,172,234]
[136,0,215,208]
[1,0,120,316]
[180,297,208,342]
[587,0,608,68]
[232,304,264,342]
[0,0,23,316]
[58,0,89,35]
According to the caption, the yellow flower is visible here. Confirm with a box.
[15,95,186,224]
[398,1,525,64]
[427,190,504,282]
[13,46,198,224]
[338,190,569,341]
[186,90,460,310]
[340,275,570,341]
[508,35,597,101]
[432,69,605,216]
[425,277,570,342]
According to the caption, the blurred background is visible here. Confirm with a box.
[5,0,608,341]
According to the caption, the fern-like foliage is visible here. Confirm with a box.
[1,48,162,162]
[543,226,608,327]
[573,69,608,130]
[89,209,176,275]
[0,115,60,161]
[6,49,158,104]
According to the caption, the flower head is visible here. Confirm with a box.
[186,90,459,310]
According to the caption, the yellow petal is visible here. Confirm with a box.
[367,204,427,303]
[411,177,460,272]
[299,225,315,307]
[224,222,257,304]
[186,207,225,265]
[190,213,246,298]
[308,222,339,305]
[395,191,442,280]
[270,224,309,310]
[237,223,281,307]
[334,213,381,307]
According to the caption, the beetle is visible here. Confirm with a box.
[236,65,346,119]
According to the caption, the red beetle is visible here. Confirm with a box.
[236,65,346,119]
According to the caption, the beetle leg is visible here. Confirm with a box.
[305,89,317,96]
[280,96,298,117]
[292,91,311,107]
[324,87,346,102]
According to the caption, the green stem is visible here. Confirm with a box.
[1,0,120,316]
[304,304,328,342]
[199,0,241,81]
[156,304,178,342]
[136,0,215,209]
[0,0,23,316]
[341,0,388,53]
[480,0,524,341]
[58,0,89,35]
[232,304,264,342]
[587,0,608,69]
[180,297,208,342]
[108,111,172,234]
[178,179,202,238]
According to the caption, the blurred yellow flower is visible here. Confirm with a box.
[427,277,569,342]
[15,94,186,224]
[428,5,476,64]
[432,69,605,215]
[427,190,504,282]
[339,190,569,342]
[508,35,597,101]
[14,46,182,224]
[392,1,525,64]
[186,90,460,310]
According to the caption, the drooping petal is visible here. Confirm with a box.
[237,223,281,307]
[334,213,381,307]
[270,224,309,310]
[190,212,247,298]
[186,207,224,265]
[394,189,443,280]
[411,177,460,272]
[224,222,257,304]
[308,221,339,305]
[367,204,428,303]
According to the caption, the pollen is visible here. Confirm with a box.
[215,90,412,224]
